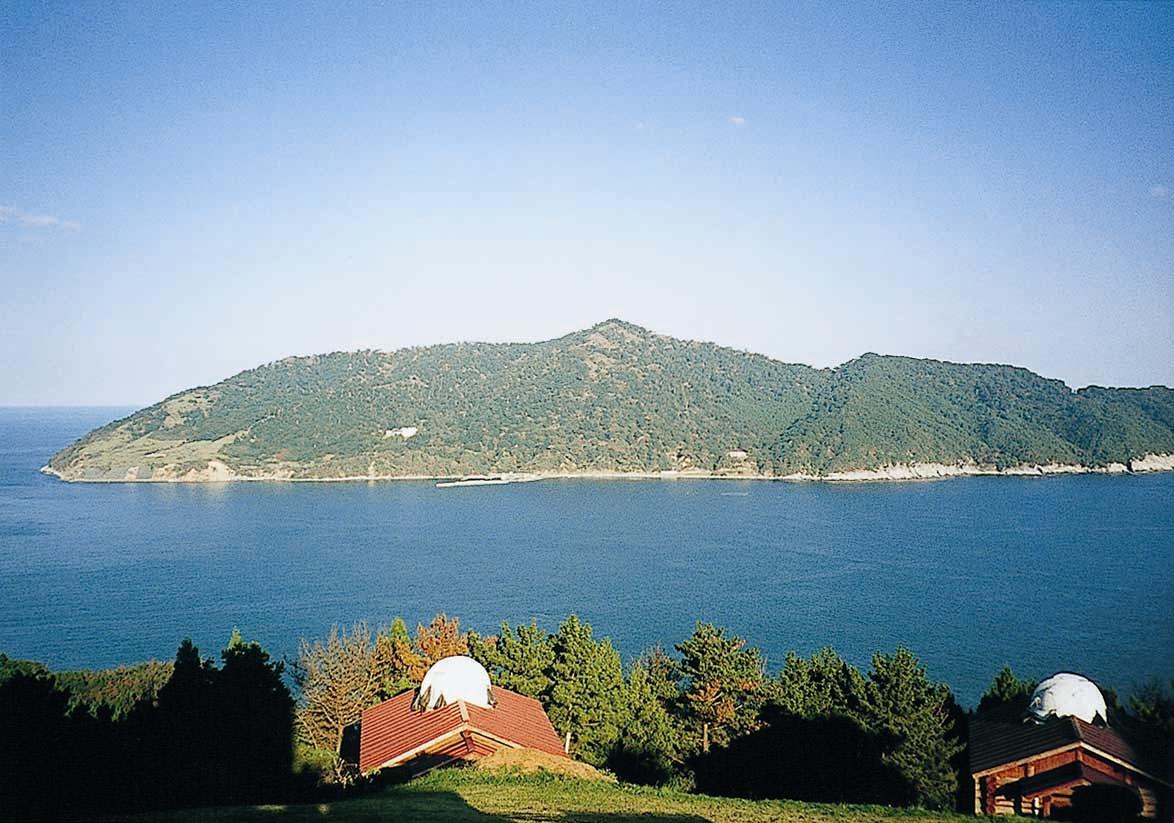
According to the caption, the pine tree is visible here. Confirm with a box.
[773,647,867,718]
[857,648,963,810]
[634,644,683,706]
[0,669,73,817]
[217,631,294,801]
[1124,678,1174,768]
[375,617,421,697]
[608,655,685,784]
[675,622,764,753]
[543,615,626,764]
[469,620,554,698]
[153,640,220,805]
[977,665,1036,715]
[1128,677,1174,738]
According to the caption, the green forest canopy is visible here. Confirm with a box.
[49,319,1174,480]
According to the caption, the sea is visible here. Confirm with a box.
[1,406,1171,706]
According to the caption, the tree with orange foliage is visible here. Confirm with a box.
[411,613,469,680]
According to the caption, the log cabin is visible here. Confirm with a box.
[969,673,1172,819]
[358,655,567,775]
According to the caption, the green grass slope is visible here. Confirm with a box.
[49,319,1174,481]
[132,771,1006,823]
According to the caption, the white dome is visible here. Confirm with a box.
[413,655,494,711]
[1027,673,1107,724]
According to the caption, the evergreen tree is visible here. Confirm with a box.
[152,639,221,806]
[544,615,627,764]
[469,620,554,698]
[675,622,765,753]
[375,617,421,697]
[54,660,171,720]
[857,648,963,810]
[773,647,867,718]
[1123,677,1174,770]
[217,630,294,801]
[608,656,684,784]
[633,644,682,705]
[0,652,50,683]
[977,665,1036,716]
[1128,677,1174,737]
[0,670,73,818]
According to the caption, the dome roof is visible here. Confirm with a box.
[413,655,494,711]
[1027,673,1107,724]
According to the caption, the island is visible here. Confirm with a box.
[45,319,1174,483]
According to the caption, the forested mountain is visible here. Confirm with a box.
[47,320,1174,481]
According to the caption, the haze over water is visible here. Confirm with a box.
[2,407,1170,705]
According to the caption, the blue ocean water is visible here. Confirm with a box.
[0,407,1170,705]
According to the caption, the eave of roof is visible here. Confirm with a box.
[358,685,566,773]
[997,761,1137,799]
[970,716,1172,787]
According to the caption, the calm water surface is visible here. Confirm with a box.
[1,407,1170,705]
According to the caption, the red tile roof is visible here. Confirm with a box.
[465,689,567,756]
[359,686,566,773]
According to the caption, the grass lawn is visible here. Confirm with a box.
[135,771,1012,823]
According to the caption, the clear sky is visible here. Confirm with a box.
[2,2,1171,405]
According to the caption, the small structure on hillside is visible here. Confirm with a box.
[1026,673,1108,725]
[970,672,1171,819]
[358,655,567,776]
[411,654,494,711]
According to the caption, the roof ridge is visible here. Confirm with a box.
[359,682,566,773]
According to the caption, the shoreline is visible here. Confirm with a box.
[40,454,1174,485]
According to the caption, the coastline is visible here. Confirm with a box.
[40,454,1174,484]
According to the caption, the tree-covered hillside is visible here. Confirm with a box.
[772,354,1174,472]
[47,320,1174,481]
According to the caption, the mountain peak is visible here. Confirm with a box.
[589,318,651,335]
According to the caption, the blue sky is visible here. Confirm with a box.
[2,2,1171,405]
